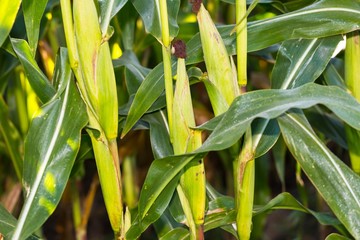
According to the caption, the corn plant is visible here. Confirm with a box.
[1,0,360,239]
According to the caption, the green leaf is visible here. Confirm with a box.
[11,49,88,240]
[131,0,180,41]
[200,84,360,152]
[11,38,56,103]
[122,62,176,136]
[0,0,21,47]
[99,0,128,35]
[0,204,40,240]
[271,36,342,89]
[186,0,360,64]
[278,111,360,238]
[143,112,173,159]
[252,119,280,158]
[22,0,48,54]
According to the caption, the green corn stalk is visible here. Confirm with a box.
[345,31,360,175]
[60,0,123,237]
[235,128,254,240]
[173,57,206,239]
[236,0,247,87]
[159,0,174,141]
[197,3,239,116]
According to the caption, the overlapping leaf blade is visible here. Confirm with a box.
[11,38,55,103]
[278,111,360,238]
[271,36,342,89]
[0,204,40,240]
[99,0,128,34]
[187,0,360,63]
[199,84,360,152]
[22,0,48,54]
[131,0,180,41]
[11,49,88,240]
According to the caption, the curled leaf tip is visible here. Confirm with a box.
[172,39,187,59]
[189,0,202,13]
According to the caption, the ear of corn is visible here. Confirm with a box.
[197,3,239,115]
[71,0,122,236]
[173,57,206,238]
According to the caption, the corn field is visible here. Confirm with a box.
[1,0,360,239]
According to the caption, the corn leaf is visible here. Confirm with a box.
[0,0,21,47]
[22,0,48,54]
[11,38,55,103]
[99,0,128,35]
[186,0,360,64]
[122,62,176,136]
[272,36,342,89]
[131,0,180,42]
[199,84,360,152]
[10,49,88,240]
[278,110,360,238]
[0,204,40,240]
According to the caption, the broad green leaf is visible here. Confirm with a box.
[248,0,360,51]
[0,0,21,47]
[252,119,279,158]
[116,2,137,50]
[131,0,180,42]
[278,111,360,238]
[122,62,176,136]
[253,192,342,228]
[11,49,88,240]
[143,112,173,159]
[271,36,342,89]
[99,0,128,35]
[199,84,360,152]
[0,96,23,180]
[11,38,55,103]
[323,62,347,90]
[186,0,360,64]
[22,0,48,54]
[0,204,39,240]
